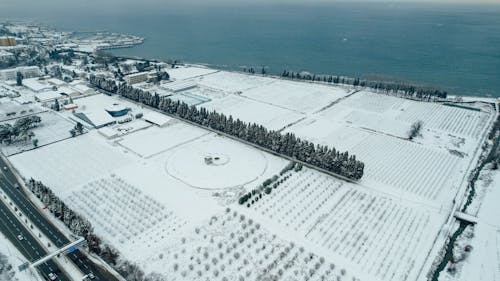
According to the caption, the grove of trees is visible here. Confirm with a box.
[0,115,41,145]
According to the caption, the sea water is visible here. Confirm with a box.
[2,1,500,97]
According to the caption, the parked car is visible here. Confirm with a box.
[48,272,57,280]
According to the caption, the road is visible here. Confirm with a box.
[0,198,70,281]
[0,156,120,281]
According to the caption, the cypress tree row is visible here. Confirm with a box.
[90,76,365,180]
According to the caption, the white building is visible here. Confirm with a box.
[34,90,64,103]
[124,72,148,85]
[22,78,53,93]
[143,111,173,127]
[0,66,41,81]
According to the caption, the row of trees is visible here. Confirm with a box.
[26,179,164,281]
[89,74,118,93]
[0,115,41,145]
[280,70,448,101]
[106,79,364,180]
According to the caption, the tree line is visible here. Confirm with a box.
[280,70,447,101]
[88,75,364,180]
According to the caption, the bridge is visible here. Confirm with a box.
[454,211,478,224]
[19,237,85,271]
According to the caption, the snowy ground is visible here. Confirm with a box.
[0,111,76,156]
[117,121,209,158]
[0,232,42,281]
[5,65,496,281]
[242,167,445,281]
[9,132,137,195]
[201,95,305,131]
[441,166,500,281]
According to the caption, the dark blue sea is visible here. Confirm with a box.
[2,1,500,97]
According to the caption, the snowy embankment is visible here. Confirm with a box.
[440,165,500,281]
[0,233,41,281]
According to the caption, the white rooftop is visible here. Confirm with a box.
[143,111,172,127]
[23,78,52,92]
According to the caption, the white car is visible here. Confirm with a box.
[17,234,23,241]
[87,272,95,279]
[48,272,57,280]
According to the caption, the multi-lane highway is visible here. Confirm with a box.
[0,156,119,281]
[0,198,70,281]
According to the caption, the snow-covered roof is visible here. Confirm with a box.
[23,78,52,92]
[143,111,171,127]
[71,84,94,94]
[47,78,66,86]
[34,90,63,102]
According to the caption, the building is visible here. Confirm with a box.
[0,50,14,62]
[105,103,130,117]
[34,90,64,103]
[0,66,41,81]
[63,104,78,111]
[22,78,53,93]
[143,111,172,127]
[0,37,16,47]
[124,72,147,85]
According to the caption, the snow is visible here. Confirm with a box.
[0,232,41,281]
[0,111,76,156]
[21,78,52,93]
[165,134,268,190]
[167,66,218,81]
[202,95,304,131]
[0,101,44,122]
[242,167,445,281]
[118,122,208,158]
[444,168,500,281]
[4,63,496,281]
[241,80,351,114]
[142,111,172,127]
[197,71,275,92]
[9,132,136,195]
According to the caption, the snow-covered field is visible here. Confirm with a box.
[5,65,496,281]
[118,122,208,158]
[244,167,444,281]
[165,134,269,190]
[140,207,363,281]
[9,132,136,194]
[167,66,218,81]
[284,90,494,207]
[240,79,351,114]
[202,95,304,131]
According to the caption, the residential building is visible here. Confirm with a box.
[124,72,147,85]
[0,37,16,46]
[0,66,41,80]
